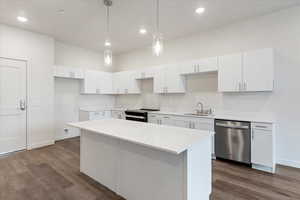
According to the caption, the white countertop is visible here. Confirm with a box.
[69,119,212,155]
[149,111,275,123]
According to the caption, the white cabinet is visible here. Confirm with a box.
[148,114,162,124]
[251,122,275,173]
[79,110,112,121]
[53,66,84,79]
[218,48,274,92]
[218,53,243,92]
[154,65,186,94]
[148,113,215,156]
[111,110,125,119]
[180,57,219,75]
[81,70,113,94]
[134,67,156,79]
[113,71,141,94]
[243,48,274,92]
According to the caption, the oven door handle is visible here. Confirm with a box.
[125,115,146,120]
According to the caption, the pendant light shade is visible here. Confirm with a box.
[104,49,112,66]
[153,33,163,56]
[103,0,113,66]
[153,0,163,56]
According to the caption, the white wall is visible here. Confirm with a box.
[0,24,55,149]
[54,41,115,140]
[115,6,300,168]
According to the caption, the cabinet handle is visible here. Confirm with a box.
[252,129,254,140]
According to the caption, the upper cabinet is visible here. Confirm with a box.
[154,65,186,94]
[113,71,141,94]
[180,57,219,75]
[134,67,156,79]
[218,48,274,92]
[53,66,84,79]
[81,70,113,94]
[243,48,274,92]
[218,53,243,92]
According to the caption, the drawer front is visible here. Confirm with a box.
[252,122,273,131]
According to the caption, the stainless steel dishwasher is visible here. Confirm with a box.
[215,119,251,164]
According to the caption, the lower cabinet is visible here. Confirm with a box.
[79,110,112,121]
[111,110,125,119]
[251,122,275,173]
[148,113,215,156]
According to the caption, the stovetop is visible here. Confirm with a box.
[125,108,160,113]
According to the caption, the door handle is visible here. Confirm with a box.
[19,99,26,111]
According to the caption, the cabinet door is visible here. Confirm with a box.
[173,119,190,128]
[127,71,141,94]
[180,57,218,75]
[164,65,186,93]
[98,72,113,94]
[154,66,166,94]
[112,73,124,94]
[83,70,98,94]
[243,48,274,92]
[218,53,243,92]
[160,115,174,126]
[112,111,124,119]
[148,115,161,124]
[89,111,106,120]
[251,129,273,167]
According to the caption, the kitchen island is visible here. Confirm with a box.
[69,119,212,200]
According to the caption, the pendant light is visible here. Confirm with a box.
[103,0,113,66]
[153,0,163,56]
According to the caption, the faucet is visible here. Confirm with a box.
[195,102,204,114]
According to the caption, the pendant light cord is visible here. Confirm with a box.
[106,4,110,38]
[156,0,160,32]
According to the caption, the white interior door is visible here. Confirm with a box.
[0,57,27,154]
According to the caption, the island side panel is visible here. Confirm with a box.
[185,136,212,200]
[117,140,185,200]
[80,130,119,192]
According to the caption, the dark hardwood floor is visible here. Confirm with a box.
[0,137,300,200]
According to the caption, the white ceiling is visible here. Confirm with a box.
[0,0,299,54]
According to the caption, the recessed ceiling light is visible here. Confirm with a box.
[195,7,205,14]
[139,28,147,35]
[17,16,28,22]
[58,9,65,14]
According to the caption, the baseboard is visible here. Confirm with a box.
[277,159,300,169]
[55,133,80,141]
[28,140,55,150]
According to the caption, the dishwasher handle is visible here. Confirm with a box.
[215,123,249,130]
